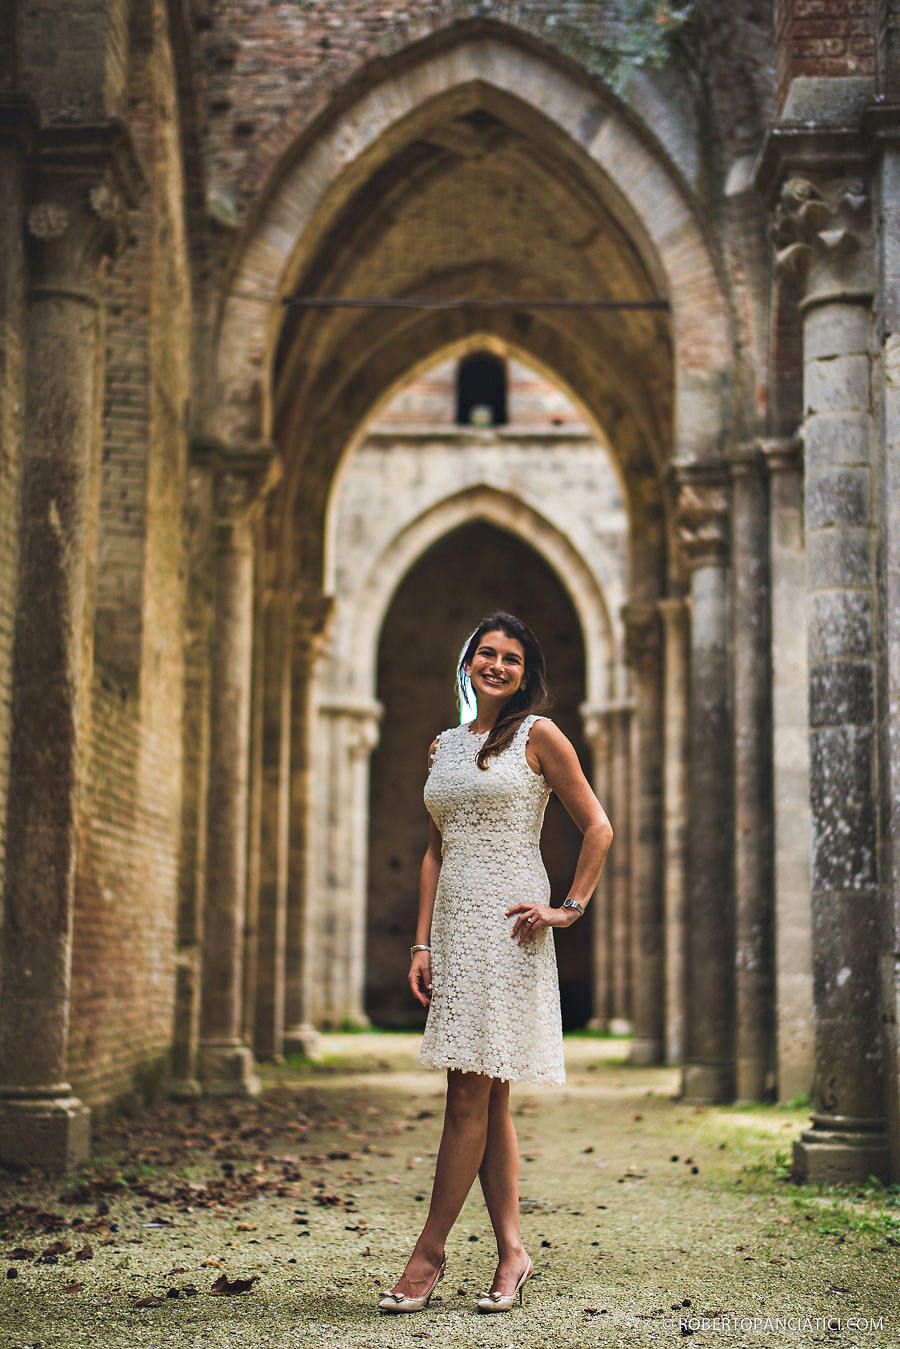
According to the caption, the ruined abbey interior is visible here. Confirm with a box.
[1,0,899,1183]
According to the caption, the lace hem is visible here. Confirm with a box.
[417,1047,566,1086]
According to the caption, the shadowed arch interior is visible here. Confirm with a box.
[366,520,591,1030]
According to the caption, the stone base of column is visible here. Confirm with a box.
[0,1089,90,1172]
[630,1036,663,1066]
[792,1119,890,1184]
[681,1061,734,1103]
[609,1018,632,1036]
[283,1024,322,1059]
[169,1077,203,1100]
[198,1041,260,1096]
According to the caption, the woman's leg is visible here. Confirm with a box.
[389,1069,494,1296]
[478,1079,530,1294]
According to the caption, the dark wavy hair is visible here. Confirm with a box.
[458,612,550,769]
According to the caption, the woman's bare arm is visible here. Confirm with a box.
[508,718,613,941]
[410,740,442,1006]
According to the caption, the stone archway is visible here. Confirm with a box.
[366,520,591,1030]
[303,480,621,1033]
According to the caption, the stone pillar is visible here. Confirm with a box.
[870,107,900,1183]
[675,463,734,1102]
[762,437,813,1103]
[770,168,889,1180]
[312,701,382,1028]
[0,100,35,907]
[253,586,293,1061]
[728,445,774,1102]
[0,124,141,1169]
[198,444,280,1094]
[657,598,690,1065]
[283,589,332,1059]
[580,706,613,1030]
[607,704,633,1034]
[622,604,665,1065]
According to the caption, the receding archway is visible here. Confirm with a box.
[366,520,590,1030]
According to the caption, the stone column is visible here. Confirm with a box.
[312,701,383,1027]
[657,598,690,1065]
[761,437,813,1103]
[870,107,900,1184]
[607,704,633,1034]
[771,169,888,1179]
[622,604,665,1065]
[198,444,280,1094]
[728,445,774,1102]
[0,99,35,909]
[0,125,141,1171]
[0,133,141,1161]
[283,589,332,1059]
[253,585,294,1061]
[580,706,613,1030]
[674,463,734,1102]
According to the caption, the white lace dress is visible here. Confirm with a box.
[418,714,565,1084]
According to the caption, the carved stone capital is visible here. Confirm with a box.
[320,701,384,757]
[292,585,335,672]
[200,441,282,531]
[725,441,765,480]
[26,120,144,295]
[670,462,730,570]
[760,434,803,477]
[772,174,873,299]
[622,602,663,674]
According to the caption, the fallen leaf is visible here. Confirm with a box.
[202,1258,225,1268]
[62,1280,84,1293]
[209,1273,260,1295]
[74,1245,94,1261]
[42,1240,72,1257]
[8,1248,35,1260]
[235,1223,257,1231]
[133,1295,165,1308]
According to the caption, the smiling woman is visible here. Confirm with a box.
[378,610,613,1314]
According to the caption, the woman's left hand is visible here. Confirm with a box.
[505,902,577,943]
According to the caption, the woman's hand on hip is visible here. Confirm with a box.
[409,951,433,1006]
[506,902,577,943]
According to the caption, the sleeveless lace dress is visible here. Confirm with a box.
[418,714,565,1084]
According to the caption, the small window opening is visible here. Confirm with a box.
[456,352,507,426]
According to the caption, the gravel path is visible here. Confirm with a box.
[1,1034,898,1348]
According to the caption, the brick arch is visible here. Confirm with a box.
[324,484,617,712]
[216,29,733,465]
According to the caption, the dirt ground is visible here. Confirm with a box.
[1,1034,898,1349]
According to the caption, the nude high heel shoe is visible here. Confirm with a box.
[377,1257,446,1313]
[475,1256,533,1312]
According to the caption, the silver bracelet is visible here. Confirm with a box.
[410,943,431,958]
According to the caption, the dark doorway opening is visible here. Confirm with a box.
[366,519,591,1029]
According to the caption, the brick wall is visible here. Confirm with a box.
[775,0,878,114]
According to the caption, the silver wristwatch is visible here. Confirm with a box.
[561,898,585,918]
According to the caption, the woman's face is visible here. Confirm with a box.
[466,629,527,706]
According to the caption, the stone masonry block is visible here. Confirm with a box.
[804,303,871,361]
[806,526,872,588]
[809,726,877,891]
[804,354,871,415]
[803,412,871,467]
[809,589,872,661]
[806,466,871,529]
[809,658,874,727]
